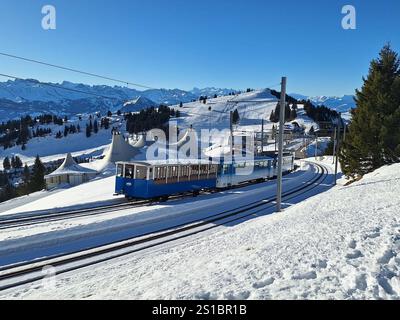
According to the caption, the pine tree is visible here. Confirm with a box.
[232,109,240,124]
[86,124,91,138]
[270,110,275,122]
[3,157,11,171]
[23,164,30,184]
[94,120,99,134]
[340,44,400,178]
[11,156,16,169]
[30,155,45,192]
[14,156,23,169]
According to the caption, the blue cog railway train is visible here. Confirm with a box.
[115,152,295,200]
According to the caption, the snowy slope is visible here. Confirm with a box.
[120,96,156,113]
[3,160,399,300]
[0,115,121,169]
[172,89,315,133]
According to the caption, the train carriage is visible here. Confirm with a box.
[115,153,295,200]
[115,160,219,199]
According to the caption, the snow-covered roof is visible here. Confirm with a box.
[45,153,98,178]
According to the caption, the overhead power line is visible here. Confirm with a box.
[0,52,155,90]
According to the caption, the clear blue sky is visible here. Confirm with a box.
[0,0,399,96]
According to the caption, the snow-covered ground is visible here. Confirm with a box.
[0,175,124,216]
[0,162,317,263]
[2,159,399,300]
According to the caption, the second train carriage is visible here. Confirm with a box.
[115,153,295,199]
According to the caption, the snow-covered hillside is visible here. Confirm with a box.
[0,115,122,169]
[120,96,156,113]
[172,89,317,135]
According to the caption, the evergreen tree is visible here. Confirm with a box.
[3,157,11,171]
[232,109,240,124]
[340,44,400,178]
[11,156,16,169]
[23,164,30,184]
[86,124,91,138]
[270,110,275,122]
[14,156,23,169]
[30,155,45,192]
[94,120,99,134]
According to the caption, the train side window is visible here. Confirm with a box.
[136,165,147,180]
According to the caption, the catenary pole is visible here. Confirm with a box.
[334,114,342,185]
[332,126,337,165]
[276,77,287,212]
[261,118,264,155]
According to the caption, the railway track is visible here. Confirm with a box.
[0,162,329,292]
[0,199,152,230]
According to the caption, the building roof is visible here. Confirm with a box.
[45,153,98,178]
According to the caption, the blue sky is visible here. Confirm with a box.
[0,0,399,96]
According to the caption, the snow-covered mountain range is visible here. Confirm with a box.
[0,79,241,120]
[0,78,355,120]
[290,93,356,113]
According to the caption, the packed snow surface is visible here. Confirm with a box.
[2,160,400,300]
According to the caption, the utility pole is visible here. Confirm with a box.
[276,77,287,213]
[261,118,264,155]
[230,110,234,160]
[332,126,337,165]
[334,114,342,185]
[315,131,318,160]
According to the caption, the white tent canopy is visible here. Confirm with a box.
[96,132,140,171]
[46,153,97,177]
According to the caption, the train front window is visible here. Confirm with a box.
[117,164,123,177]
[124,165,134,179]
